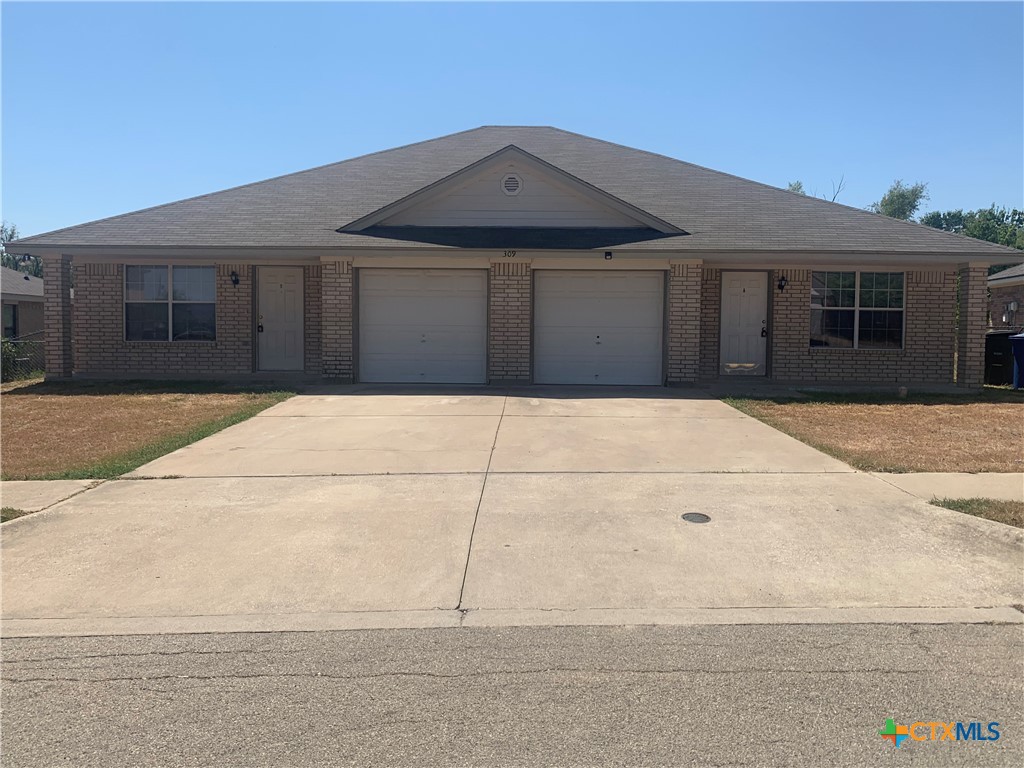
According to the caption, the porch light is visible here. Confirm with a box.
[604,251,613,260]
[230,271,240,286]
[777,275,789,292]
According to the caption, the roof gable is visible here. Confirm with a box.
[7,125,1021,259]
[342,145,685,234]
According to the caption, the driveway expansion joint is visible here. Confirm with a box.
[457,395,508,611]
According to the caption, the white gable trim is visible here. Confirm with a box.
[339,145,686,234]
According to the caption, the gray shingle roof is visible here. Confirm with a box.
[9,126,1021,256]
[989,262,1024,282]
[0,265,44,299]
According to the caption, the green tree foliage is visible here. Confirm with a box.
[1,223,42,277]
[920,206,1024,251]
[786,181,806,195]
[869,180,929,220]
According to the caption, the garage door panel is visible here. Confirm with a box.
[534,271,664,385]
[359,269,487,384]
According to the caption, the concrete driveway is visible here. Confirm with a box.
[3,388,1021,636]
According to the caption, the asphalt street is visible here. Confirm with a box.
[3,623,1021,767]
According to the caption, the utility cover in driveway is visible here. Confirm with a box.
[534,271,664,385]
[359,268,487,383]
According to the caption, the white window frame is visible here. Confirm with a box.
[124,265,217,342]
[810,271,906,350]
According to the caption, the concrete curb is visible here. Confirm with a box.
[3,605,1020,638]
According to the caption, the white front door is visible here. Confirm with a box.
[720,271,767,376]
[534,271,664,385]
[258,267,304,371]
[358,268,487,383]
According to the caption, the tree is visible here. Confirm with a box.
[921,206,1023,277]
[0,223,42,277]
[785,177,845,201]
[869,180,929,220]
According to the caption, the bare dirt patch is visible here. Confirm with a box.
[1,379,291,479]
[727,390,1024,473]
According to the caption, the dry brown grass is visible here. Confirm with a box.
[1,378,291,479]
[728,390,1024,473]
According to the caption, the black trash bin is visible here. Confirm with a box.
[1011,333,1024,389]
[985,330,1016,385]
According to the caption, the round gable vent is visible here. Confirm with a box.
[501,173,523,196]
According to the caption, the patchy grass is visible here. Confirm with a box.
[1,379,294,480]
[931,498,1024,528]
[724,388,1024,473]
[1,507,33,523]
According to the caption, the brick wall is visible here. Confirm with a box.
[699,268,721,379]
[72,263,253,376]
[956,264,986,387]
[666,263,701,383]
[43,255,73,378]
[488,261,531,381]
[989,282,1024,331]
[304,264,323,375]
[768,268,957,383]
[321,260,354,380]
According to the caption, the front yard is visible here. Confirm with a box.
[1,379,293,480]
[725,388,1024,473]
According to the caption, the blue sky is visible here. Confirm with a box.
[3,1,1022,238]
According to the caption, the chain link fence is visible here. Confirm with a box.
[1,331,45,382]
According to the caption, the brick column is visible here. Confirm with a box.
[43,254,73,379]
[956,263,987,388]
[321,259,354,381]
[699,268,722,379]
[488,261,532,382]
[666,262,701,383]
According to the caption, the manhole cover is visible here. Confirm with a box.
[681,513,711,524]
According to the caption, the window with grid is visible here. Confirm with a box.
[810,271,904,349]
[125,266,216,341]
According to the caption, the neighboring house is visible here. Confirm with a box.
[988,263,1024,331]
[7,126,1021,386]
[1,265,44,339]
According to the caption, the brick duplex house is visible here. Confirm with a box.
[988,263,1024,331]
[8,127,1021,386]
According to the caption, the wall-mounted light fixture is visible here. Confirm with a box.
[604,251,613,261]
[777,275,789,292]
[230,271,240,286]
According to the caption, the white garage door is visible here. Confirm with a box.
[534,271,664,385]
[359,269,487,383]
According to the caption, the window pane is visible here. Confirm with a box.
[172,303,216,341]
[811,272,826,307]
[126,303,169,341]
[3,304,17,337]
[817,271,855,307]
[125,266,168,301]
[860,272,904,310]
[172,266,216,302]
[810,308,855,347]
[858,310,904,349]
